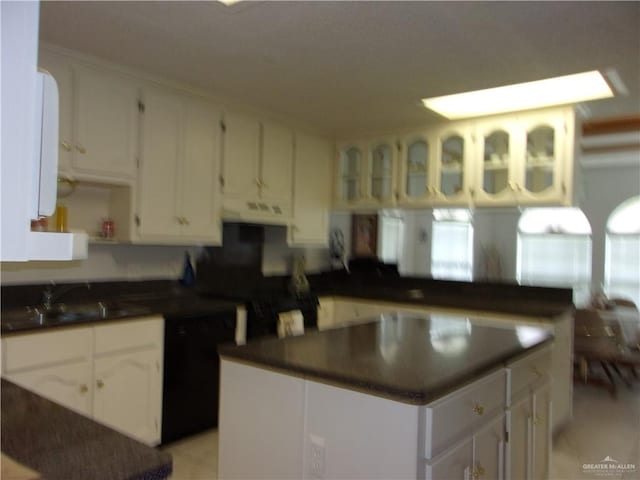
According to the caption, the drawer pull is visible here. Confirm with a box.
[79,384,88,394]
[472,465,485,479]
[97,379,104,389]
[473,403,484,416]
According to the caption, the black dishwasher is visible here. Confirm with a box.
[161,310,236,445]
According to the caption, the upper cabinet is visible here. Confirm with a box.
[220,113,294,221]
[39,51,139,183]
[473,108,573,206]
[137,87,222,245]
[335,138,398,208]
[434,124,473,205]
[289,132,333,246]
[335,143,364,206]
[336,106,575,210]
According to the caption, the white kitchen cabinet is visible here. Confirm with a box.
[7,361,94,417]
[473,107,574,206]
[260,121,294,205]
[93,349,162,445]
[1,316,164,446]
[397,131,437,206]
[221,113,293,221]
[335,142,365,207]
[137,87,222,244]
[289,132,332,246]
[425,414,505,480]
[505,346,552,480]
[366,139,398,205]
[335,138,399,209]
[433,123,474,206]
[72,65,139,180]
[40,49,140,183]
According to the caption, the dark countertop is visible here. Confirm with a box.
[219,312,553,405]
[1,288,239,334]
[1,379,172,480]
[310,279,574,320]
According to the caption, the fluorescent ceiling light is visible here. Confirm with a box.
[217,0,243,5]
[422,71,614,119]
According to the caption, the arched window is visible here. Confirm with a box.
[517,208,592,305]
[605,196,640,308]
[431,209,473,281]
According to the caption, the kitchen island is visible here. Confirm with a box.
[218,312,554,480]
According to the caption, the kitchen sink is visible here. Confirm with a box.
[1,301,153,331]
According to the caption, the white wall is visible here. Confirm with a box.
[1,244,201,285]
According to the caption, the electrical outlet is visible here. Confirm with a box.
[308,434,325,478]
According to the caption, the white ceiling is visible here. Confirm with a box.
[39,1,640,138]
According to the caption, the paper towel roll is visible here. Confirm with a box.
[277,310,305,338]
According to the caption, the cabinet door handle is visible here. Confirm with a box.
[254,178,262,187]
[79,384,88,394]
[182,217,190,226]
[532,365,543,377]
[61,141,72,152]
[472,465,486,479]
[533,414,542,426]
[473,403,484,416]
[176,216,184,225]
[96,379,104,389]
[75,145,86,154]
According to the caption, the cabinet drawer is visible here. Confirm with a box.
[94,317,163,355]
[2,327,92,373]
[507,345,552,403]
[423,368,506,459]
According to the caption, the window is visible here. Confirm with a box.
[378,212,404,264]
[431,209,473,281]
[605,196,640,308]
[517,208,592,306]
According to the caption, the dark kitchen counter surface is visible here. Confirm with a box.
[1,379,172,480]
[1,281,240,334]
[219,312,553,405]
[308,273,574,320]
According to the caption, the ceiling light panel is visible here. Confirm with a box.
[422,71,614,120]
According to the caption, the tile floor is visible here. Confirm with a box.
[162,383,640,480]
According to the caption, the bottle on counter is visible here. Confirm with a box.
[180,252,195,287]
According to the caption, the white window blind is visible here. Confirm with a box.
[605,196,640,308]
[605,234,640,308]
[378,215,404,263]
[517,233,592,306]
[431,220,473,281]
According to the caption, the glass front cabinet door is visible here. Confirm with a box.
[336,144,364,205]
[367,141,396,204]
[473,119,518,206]
[434,126,473,205]
[517,109,571,204]
[398,133,436,205]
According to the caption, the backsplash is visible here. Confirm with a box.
[1,225,331,286]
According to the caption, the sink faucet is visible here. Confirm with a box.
[42,281,91,309]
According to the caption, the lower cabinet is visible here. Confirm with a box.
[426,415,505,480]
[93,348,162,445]
[1,317,164,446]
[6,360,93,417]
[506,347,552,480]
